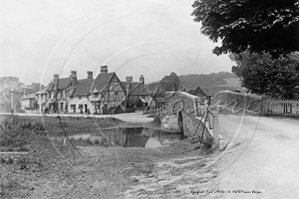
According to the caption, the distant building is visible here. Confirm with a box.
[35,86,48,113]
[121,75,151,110]
[188,85,246,102]
[20,86,37,96]
[188,86,208,98]
[20,93,36,111]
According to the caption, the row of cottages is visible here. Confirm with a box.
[40,65,151,114]
[71,66,126,114]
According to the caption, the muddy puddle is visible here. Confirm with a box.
[50,127,183,148]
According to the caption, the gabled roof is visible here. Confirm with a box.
[193,86,207,97]
[92,72,115,93]
[71,79,93,96]
[47,77,80,91]
[57,77,72,90]
[21,93,36,100]
[35,87,48,95]
[121,82,149,96]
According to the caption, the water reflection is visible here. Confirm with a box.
[51,127,182,148]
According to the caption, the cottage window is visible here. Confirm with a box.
[70,96,73,99]
[93,93,98,97]
[60,91,63,99]
[70,104,76,113]
[79,96,82,100]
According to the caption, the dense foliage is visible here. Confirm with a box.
[191,0,299,56]
[161,72,181,91]
[231,51,299,99]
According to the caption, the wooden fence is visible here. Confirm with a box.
[263,98,298,117]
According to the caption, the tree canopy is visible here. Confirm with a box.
[0,76,24,91]
[179,71,236,88]
[231,51,299,99]
[192,0,299,56]
[161,72,181,91]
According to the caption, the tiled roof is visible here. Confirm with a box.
[47,77,82,91]
[92,72,115,92]
[35,87,48,94]
[72,79,93,96]
[57,77,72,90]
[121,82,149,96]
[21,93,36,100]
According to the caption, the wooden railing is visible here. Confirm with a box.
[263,98,299,117]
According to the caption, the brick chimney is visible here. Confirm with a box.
[71,71,77,87]
[139,75,144,84]
[53,74,59,91]
[126,76,133,82]
[100,65,108,73]
[87,71,93,80]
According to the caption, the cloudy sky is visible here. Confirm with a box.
[0,0,234,85]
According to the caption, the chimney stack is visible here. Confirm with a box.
[139,75,144,84]
[70,71,77,87]
[126,76,133,82]
[53,74,59,90]
[100,65,108,73]
[87,71,93,80]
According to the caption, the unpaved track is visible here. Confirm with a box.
[216,114,299,199]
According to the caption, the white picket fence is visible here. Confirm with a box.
[264,98,299,117]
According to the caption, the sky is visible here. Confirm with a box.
[0,0,235,86]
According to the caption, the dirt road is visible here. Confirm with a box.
[216,114,299,199]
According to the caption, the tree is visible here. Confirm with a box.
[0,76,24,112]
[0,76,24,91]
[191,0,299,57]
[231,51,299,99]
[29,82,44,91]
[161,72,181,91]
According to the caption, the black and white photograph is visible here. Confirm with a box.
[0,0,298,198]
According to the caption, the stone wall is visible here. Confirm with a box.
[165,91,198,115]
[210,91,263,115]
[164,91,214,147]
[180,110,213,146]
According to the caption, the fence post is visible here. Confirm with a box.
[212,106,220,149]
[194,99,197,116]
[261,96,268,115]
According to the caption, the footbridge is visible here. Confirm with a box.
[161,91,220,149]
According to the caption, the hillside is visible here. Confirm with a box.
[179,72,238,89]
